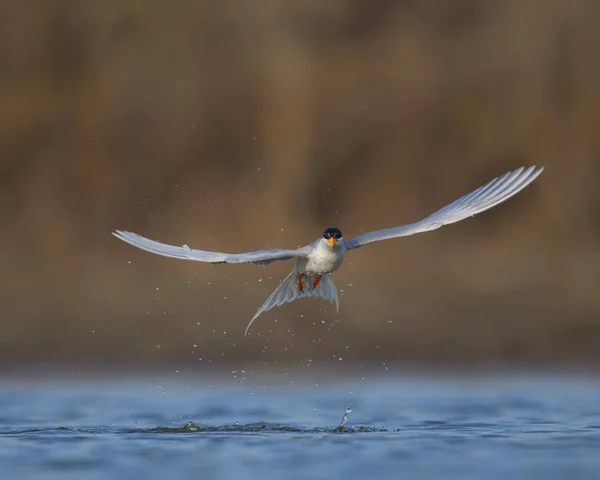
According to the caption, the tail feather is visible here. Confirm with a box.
[245,270,338,335]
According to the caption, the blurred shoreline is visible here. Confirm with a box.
[2,0,599,365]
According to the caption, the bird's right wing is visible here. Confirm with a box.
[112,230,311,266]
[343,166,543,250]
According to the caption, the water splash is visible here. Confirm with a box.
[339,407,352,428]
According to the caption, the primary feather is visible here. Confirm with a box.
[112,230,308,266]
[343,166,543,249]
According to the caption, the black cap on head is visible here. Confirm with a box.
[323,227,342,240]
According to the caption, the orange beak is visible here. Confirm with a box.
[326,237,338,248]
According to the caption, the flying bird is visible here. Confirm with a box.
[113,166,543,335]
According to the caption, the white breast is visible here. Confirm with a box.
[300,241,345,275]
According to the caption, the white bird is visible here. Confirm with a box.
[113,166,543,335]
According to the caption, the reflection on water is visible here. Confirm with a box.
[1,370,600,480]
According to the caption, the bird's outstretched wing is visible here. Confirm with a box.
[343,166,543,250]
[112,231,311,266]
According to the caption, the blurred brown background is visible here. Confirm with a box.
[1,0,599,368]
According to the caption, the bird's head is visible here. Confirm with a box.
[322,227,343,248]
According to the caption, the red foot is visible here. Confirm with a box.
[312,275,322,290]
[298,273,304,292]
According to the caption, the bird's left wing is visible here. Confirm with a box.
[112,230,311,266]
[343,165,543,250]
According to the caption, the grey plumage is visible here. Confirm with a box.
[113,165,543,334]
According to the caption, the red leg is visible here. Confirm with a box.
[312,275,322,290]
[297,273,304,293]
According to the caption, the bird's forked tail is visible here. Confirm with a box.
[245,269,339,335]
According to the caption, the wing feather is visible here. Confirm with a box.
[112,230,309,266]
[343,166,543,250]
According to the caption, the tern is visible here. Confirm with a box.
[113,166,543,335]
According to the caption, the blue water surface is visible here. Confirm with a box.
[1,368,600,479]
